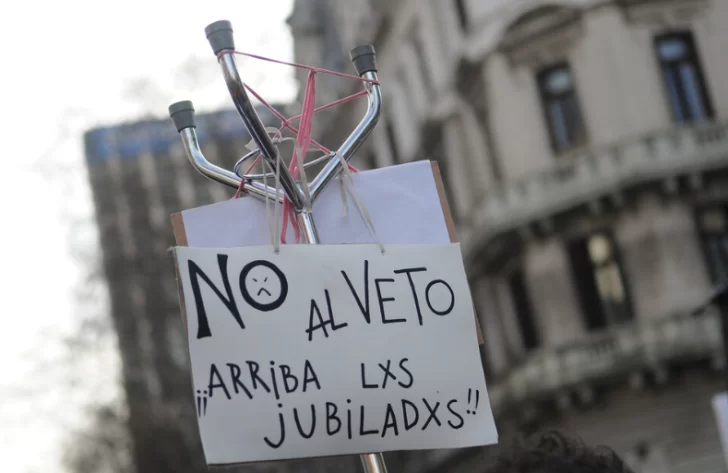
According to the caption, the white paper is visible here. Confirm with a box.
[175,243,497,464]
[180,161,451,247]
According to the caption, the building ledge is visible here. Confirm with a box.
[488,308,721,413]
[462,120,728,265]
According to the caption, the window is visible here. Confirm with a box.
[454,0,469,32]
[655,32,713,123]
[567,233,632,331]
[507,268,539,350]
[696,206,728,283]
[537,63,587,154]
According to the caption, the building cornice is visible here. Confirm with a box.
[488,307,721,419]
[462,120,728,274]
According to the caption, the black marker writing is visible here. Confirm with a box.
[392,267,427,325]
[185,256,291,339]
[447,400,464,429]
[269,361,280,400]
[206,359,321,402]
[264,403,286,449]
[280,365,298,393]
[208,363,231,400]
[425,280,455,316]
[360,358,414,389]
[246,361,271,393]
[227,363,253,399]
[326,402,341,435]
[398,358,414,388]
[381,403,399,438]
[260,396,468,449]
[306,289,349,342]
[401,399,419,430]
[329,262,456,337]
[294,405,316,439]
[188,255,243,339]
[359,405,378,436]
[375,278,405,324]
[239,260,289,312]
[341,260,371,323]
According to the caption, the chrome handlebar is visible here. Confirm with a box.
[168,20,381,210]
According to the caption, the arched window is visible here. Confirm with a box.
[654,31,713,123]
[536,63,587,153]
[566,232,633,331]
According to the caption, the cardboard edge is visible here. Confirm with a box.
[430,162,484,346]
[430,162,458,243]
[170,213,189,336]
[172,212,189,246]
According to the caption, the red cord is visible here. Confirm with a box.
[227,49,374,243]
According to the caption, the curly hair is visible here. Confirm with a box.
[485,430,635,473]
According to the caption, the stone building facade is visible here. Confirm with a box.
[288,0,728,472]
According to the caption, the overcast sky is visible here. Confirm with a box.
[0,2,295,471]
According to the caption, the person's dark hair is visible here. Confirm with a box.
[486,430,634,473]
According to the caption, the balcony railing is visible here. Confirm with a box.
[464,120,728,258]
[488,308,722,411]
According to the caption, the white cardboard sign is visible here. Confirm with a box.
[175,243,497,465]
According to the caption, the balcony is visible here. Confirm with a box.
[463,120,728,263]
[488,308,722,413]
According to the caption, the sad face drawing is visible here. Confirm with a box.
[239,260,289,312]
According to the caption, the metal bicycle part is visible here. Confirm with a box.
[168,24,387,472]
[168,21,380,207]
[233,147,336,180]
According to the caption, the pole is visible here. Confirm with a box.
[169,19,388,473]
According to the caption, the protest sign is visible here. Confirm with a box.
[174,243,497,465]
[172,161,483,344]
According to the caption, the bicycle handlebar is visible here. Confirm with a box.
[168,19,381,209]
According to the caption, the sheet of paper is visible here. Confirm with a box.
[175,243,497,465]
[180,161,451,247]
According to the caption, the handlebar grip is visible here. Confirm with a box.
[169,101,196,132]
[349,45,377,76]
[205,20,235,55]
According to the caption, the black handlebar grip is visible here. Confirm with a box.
[169,101,196,132]
[205,20,235,55]
[350,45,377,76]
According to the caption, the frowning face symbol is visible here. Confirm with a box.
[253,275,273,297]
[239,260,288,312]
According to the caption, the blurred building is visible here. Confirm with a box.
[289,0,728,472]
[83,105,361,473]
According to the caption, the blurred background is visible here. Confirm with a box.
[2,0,728,472]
